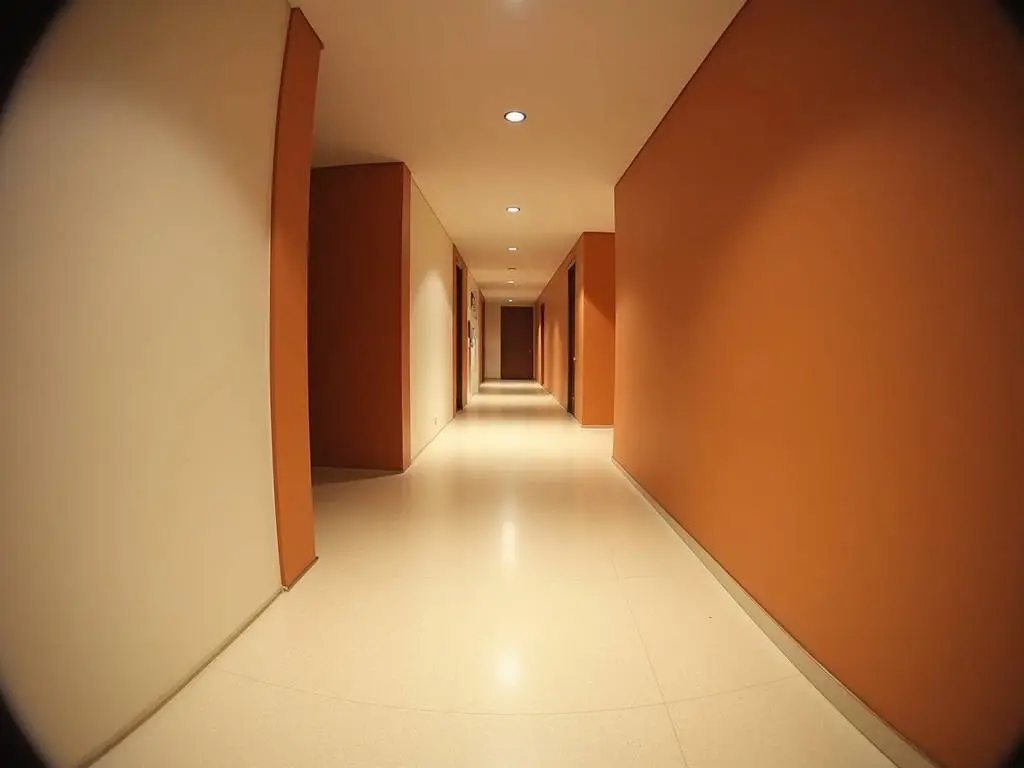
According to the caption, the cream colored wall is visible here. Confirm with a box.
[0,2,289,765]
[409,180,455,457]
[467,274,482,399]
[484,301,502,379]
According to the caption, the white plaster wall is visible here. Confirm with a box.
[0,1,290,763]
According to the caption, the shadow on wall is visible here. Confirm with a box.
[46,4,281,217]
[0,2,65,120]
[1,6,71,766]
[410,266,454,456]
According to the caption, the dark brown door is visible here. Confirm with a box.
[501,305,534,380]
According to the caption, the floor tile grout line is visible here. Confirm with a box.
[216,666,669,719]
[620,593,689,767]
[665,703,691,768]
[665,671,801,706]
[218,655,798,717]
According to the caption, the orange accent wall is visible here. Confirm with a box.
[308,163,412,471]
[613,2,1024,766]
[480,296,487,381]
[578,233,614,426]
[269,9,321,587]
[537,232,615,425]
[538,246,576,407]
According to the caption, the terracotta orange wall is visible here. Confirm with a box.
[537,232,615,425]
[537,244,577,408]
[308,162,411,471]
[269,8,320,587]
[480,296,487,381]
[614,2,1024,767]
[579,233,614,426]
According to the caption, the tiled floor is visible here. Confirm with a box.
[99,382,893,767]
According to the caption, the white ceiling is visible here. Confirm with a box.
[298,0,745,300]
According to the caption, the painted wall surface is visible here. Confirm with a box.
[538,247,575,408]
[537,232,614,425]
[0,1,289,764]
[409,180,454,458]
[308,163,411,471]
[269,8,320,587]
[579,233,615,426]
[484,301,502,380]
[467,273,482,398]
[614,2,1024,766]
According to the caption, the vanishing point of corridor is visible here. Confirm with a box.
[99,383,892,767]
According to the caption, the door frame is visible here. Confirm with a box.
[453,257,466,411]
[452,248,470,412]
[567,261,577,416]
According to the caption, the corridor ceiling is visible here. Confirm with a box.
[298,0,745,301]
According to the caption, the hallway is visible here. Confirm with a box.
[100,383,891,767]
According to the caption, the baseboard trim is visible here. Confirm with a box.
[283,555,318,591]
[611,458,938,768]
[81,587,282,767]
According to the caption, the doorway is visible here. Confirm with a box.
[500,305,534,380]
[567,262,577,416]
[455,263,465,410]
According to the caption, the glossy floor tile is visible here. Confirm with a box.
[669,676,896,768]
[100,382,893,767]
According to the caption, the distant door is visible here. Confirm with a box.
[455,263,465,410]
[567,262,577,416]
[501,306,534,380]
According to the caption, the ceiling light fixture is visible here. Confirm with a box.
[508,247,517,252]
[507,266,517,272]
[503,110,526,123]
[506,206,520,214]
[507,299,513,303]
[506,280,515,284]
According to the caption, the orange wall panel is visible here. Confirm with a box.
[537,246,575,408]
[269,9,321,587]
[579,233,615,426]
[308,163,411,471]
[614,2,1024,766]
[537,233,615,426]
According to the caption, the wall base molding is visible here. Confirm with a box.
[283,556,318,591]
[612,458,937,768]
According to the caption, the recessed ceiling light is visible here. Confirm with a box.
[506,206,520,214]
[508,247,517,252]
[507,299,513,303]
[503,110,526,123]
[506,280,515,284]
